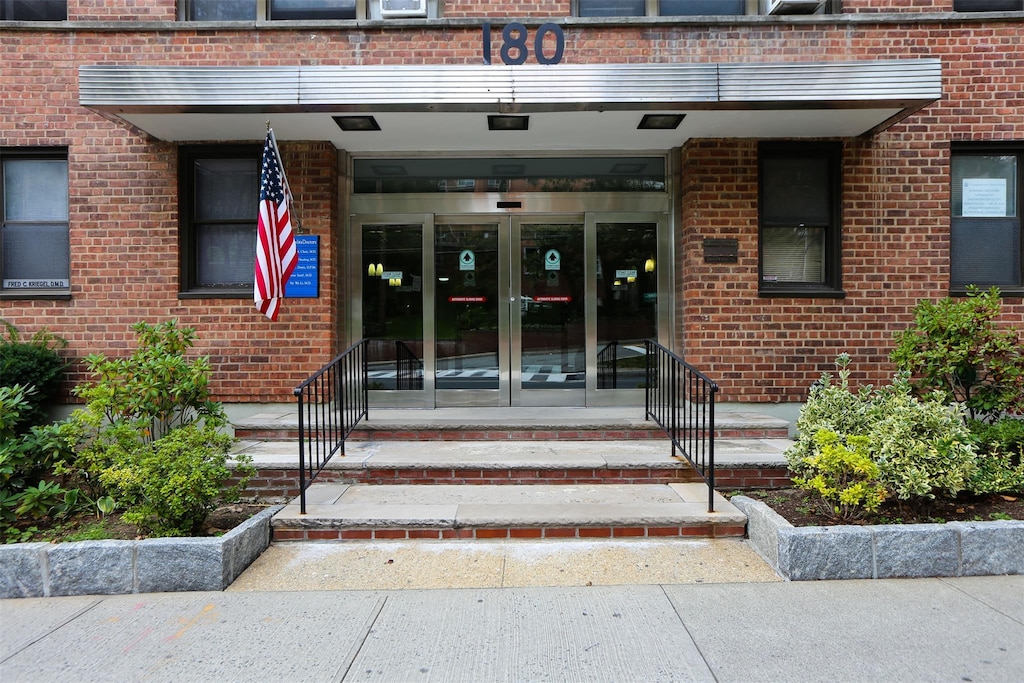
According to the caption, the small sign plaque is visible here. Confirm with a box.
[703,238,739,264]
[285,235,319,298]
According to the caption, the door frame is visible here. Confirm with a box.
[350,209,671,408]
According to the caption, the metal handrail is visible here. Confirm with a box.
[293,340,369,514]
[395,340,424,391]
[597,340,618,389]
[644,340,719,512]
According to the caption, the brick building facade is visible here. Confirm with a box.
[2,0,1022,412]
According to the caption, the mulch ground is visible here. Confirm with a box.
[735,487,1024,526]
[9,503,271,543]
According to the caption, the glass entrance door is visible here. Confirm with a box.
[357,213,662,408]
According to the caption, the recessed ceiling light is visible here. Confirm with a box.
[637,114,685,130]
[488,115,529,131]
[334,115,381,131]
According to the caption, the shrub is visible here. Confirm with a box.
[891,286,1024,423]
[1,385,83,541]
[967,418,1024,494]
[0,321,68,432]
[787,355,978,502]
[55,320,250,537]
[75,319,225,442]
[98,423,253,537]
[791,430,887,522]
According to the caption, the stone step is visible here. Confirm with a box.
[231,438,793,500]
[234,407,791,441]
[270,482,748,542]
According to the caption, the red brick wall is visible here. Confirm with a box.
[69,0,177,21]
[2,11,1022,405]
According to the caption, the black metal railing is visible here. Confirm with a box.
[294,340,368,514]
[597,341,618,389]
[395,340,424,391]
[644,340,719,512]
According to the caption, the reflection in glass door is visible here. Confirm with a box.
[362,224,425,393]
[434,223,502,398]
[358,214,664,407]
[515,221,585,405]
[596,222,658,392]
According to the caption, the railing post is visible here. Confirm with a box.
[707,387,716,513]
[295,387,307,515]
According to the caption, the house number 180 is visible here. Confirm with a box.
[482,22,565,66]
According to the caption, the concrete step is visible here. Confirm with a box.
[233,407,792,441]
[231,438,793,500]
[270,482,748,542]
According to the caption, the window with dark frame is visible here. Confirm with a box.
[0,0,66,20]
[576,0,746,16]
[1,149,70,295]
[179,145,260,296]
[758,142,843,297]
[953,0,1024,11]
[950,145,1023,291]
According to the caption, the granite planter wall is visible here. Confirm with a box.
[733,496,1024,581]
[0,505,281,599]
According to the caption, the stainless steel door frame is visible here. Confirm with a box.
[351,211,670,408]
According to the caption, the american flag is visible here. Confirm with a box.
[254,129,298,321]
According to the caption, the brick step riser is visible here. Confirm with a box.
[235,466,791,500]
[235,427,790,441]
[271,523,747,542]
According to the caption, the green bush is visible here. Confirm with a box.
[891,286,1024,423]
[967,418,1024,494]
[75,319,225,442]
[54,320,251,537]
[787,355,977,502]
[1,321,68,432]
[791,430,887,522]
[1,385,83,541]
[98,424,252,537]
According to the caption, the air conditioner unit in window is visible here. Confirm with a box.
[764,0,824,14]
[380,0,427,17]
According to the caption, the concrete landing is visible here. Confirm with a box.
[271,482,747,541]
[229,537,782,591]
[233,437,791,470]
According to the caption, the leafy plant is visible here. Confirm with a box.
[788,355,978,502]
[791,430,887,521]
[0,321,68,433]
[891,286,1024,423]
[74,319,226,444]
[99,424,253,537]
[966,418,1024,494]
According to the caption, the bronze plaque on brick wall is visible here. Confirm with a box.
[703,238,738,264]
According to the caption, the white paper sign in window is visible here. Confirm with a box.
[962,178,1008,217]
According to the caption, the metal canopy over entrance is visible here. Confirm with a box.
[80,60,942,150]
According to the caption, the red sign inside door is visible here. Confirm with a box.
[533,296,572,303]
[448,296,487,303]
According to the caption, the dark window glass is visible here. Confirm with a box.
[1,151,70,292]
[659,0,745,15]
[953,0,1023,11]
[758,143,841,295]
[269,0,357,20]
[0,0,66,20]
[578,0,645,17]
[180,148,260,293]
[184,0,256,20]
[353,157,665,194]
[951,149,1022,289]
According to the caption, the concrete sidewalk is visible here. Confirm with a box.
[3,576,1022,682]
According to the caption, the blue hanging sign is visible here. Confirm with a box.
[285,235,319,298]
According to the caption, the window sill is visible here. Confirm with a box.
[758,287,846,299]
[0,290,72,300]
[178,290,251,300]
[950,287,1024,298]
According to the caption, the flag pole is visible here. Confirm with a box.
[267,126,299,229]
